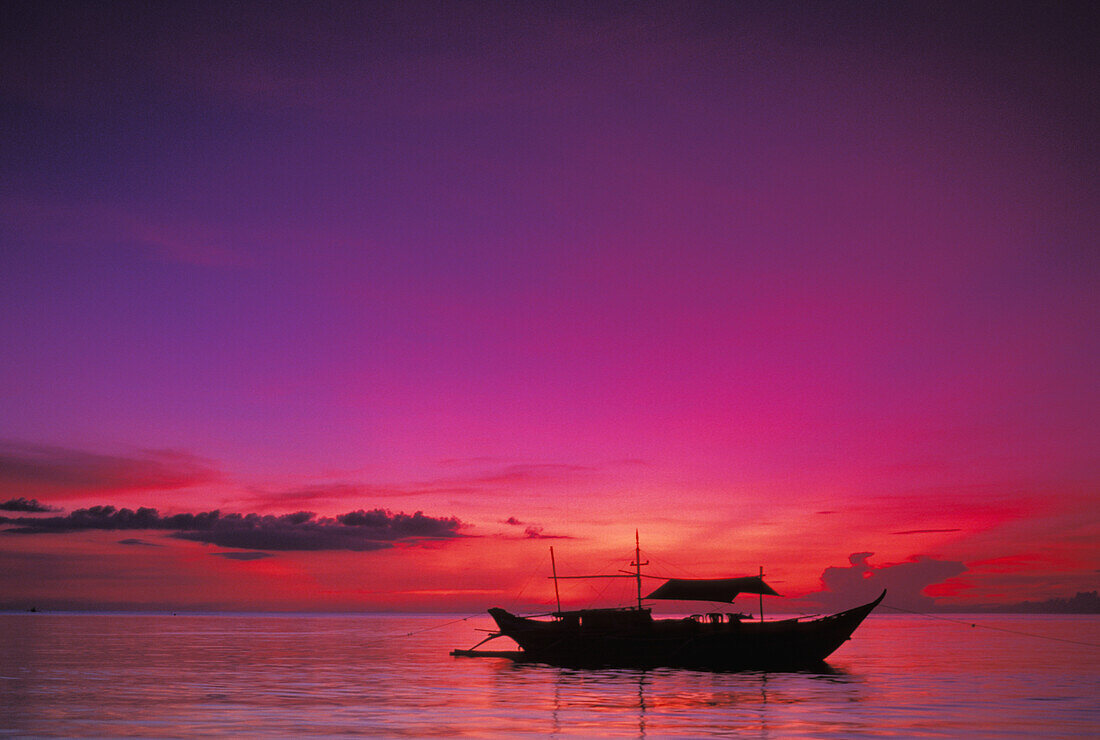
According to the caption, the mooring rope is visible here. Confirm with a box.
[399,613,485,638]
[351,613,489,648]
[880,603,1100,649]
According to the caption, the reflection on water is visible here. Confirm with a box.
[1,612,1097,737]
[516,663,862,739]
[539,666,857,738]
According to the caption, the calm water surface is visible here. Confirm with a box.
[2,612,1097,737]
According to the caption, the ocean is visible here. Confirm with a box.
[2,612,1097,737]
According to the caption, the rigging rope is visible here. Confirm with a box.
[880,604,1100,649]
[507,548,551,612]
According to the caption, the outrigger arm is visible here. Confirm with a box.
[450,629,525,660]
[464,631,505,651]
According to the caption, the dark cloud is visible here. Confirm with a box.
[808,552,966,612]
[117,538,162,547]
[177,509,461,551]
[0,497,59,512]
[213,551,271,561]
[0,441,219,497]
[496,517,570,539]
[336,509,460,537]
[2,505,464,551]
[523,525,571,540]
[2,505,214,533]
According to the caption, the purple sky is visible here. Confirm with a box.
[1,2,1097,611]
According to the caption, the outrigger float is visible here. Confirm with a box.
[452,533,885,670]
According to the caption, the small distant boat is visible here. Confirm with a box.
[453,533,884,670]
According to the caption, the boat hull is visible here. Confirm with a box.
[486,591,885,670]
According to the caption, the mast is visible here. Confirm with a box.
[632,530,648,609]
[759,565,764,622]
[550,546,562,614]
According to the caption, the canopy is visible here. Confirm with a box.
[644,576,780,603]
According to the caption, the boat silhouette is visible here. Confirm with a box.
[454,533,885,670]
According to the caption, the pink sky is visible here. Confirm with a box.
[1,2,1097,612]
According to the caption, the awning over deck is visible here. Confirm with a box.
[644,576,779,603]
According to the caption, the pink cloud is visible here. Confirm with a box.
[805,552,967,612]
[0,442,220,499]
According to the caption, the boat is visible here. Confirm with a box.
[452,533,885,670]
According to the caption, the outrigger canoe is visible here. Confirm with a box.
[453,534,884,670]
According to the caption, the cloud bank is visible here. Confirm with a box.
[808,552,967,612]
[2,506,463,551]
[0,497,59,512]
[213,551,272,561]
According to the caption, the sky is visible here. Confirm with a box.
[1,1,1097,613]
